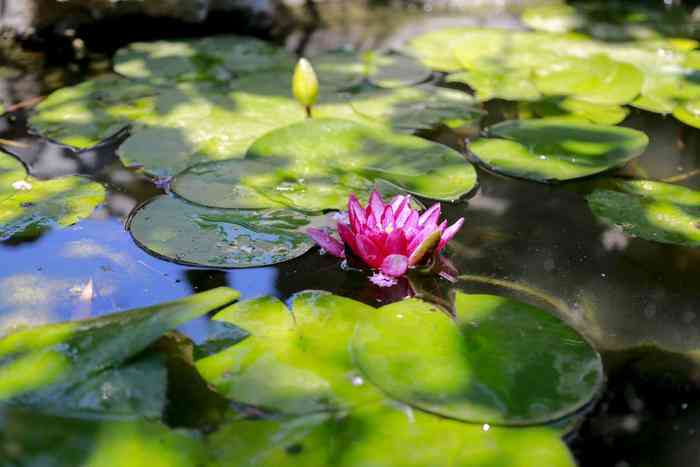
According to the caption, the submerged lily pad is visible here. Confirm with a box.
[0,287,239,417]
[312,49,432,89]
[208,403,576,467]
[587,180,700,247]
[0,153,106,240]
[196,292,385,415]
[529,98,629,125]
[128,195,329,268]
[173,118,476,211]
[114,35,295,83]
[353,293,602,425]
[468,119,648,182]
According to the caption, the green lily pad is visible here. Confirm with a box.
[530,98,629,125]
[352,293,603,425]
[113,35,295,84]
[31,72,478,177]
[587,179,700,247]
[468,119,649,182]
[672,99,700,128]
[0,164,106,241]
[208,403,576,467]
[533,54,643,105]
[128,195,330,268]
[404,27,473,72]
[311,49,432,89]
[521,4,584,33]
[0,287,239,419]
[0,408,206,467]
[196,292,386,415]
[172,118,477,211]
[0,153,28,200]
[447,68,541,102]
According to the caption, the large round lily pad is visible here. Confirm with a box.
[587,180,700,247]
[172,118,477,211]
[352,293,603,425]
[128,195,330,268]
[196,292,386,414]
[114,35,295,83]
[311,49,432,89]
[30,71,478,178]
[468,119,649,182]
[0,152,106,240]
[533,54,643,105]
[208,403,576,467]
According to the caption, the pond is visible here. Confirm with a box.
[0,1,699,466]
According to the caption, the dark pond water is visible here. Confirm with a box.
[1,2,700,466]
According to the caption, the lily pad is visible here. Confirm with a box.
[533,54,643,105]
[172,118,477,211]
[208,403,576,467]
[311,49,432,89]
[0,159,106,241]
[447,68,541,102]
[128,195,330,268]
[352,293,603,425]
[530,98,629,125]
[468,119,649,182]
[521,4,584,33]
[587,179,700,247]
[196,292,386,415]
[0,287,240,416]
[31,72,478,177]
[672,99,700,129]
[0,408,206,467]
[114,35,295,84]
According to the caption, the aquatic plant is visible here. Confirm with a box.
[308,191,463,286]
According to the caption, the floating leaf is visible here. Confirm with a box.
[672,99,700,128]
[447,68,541,102]
[587,179,700,247]
[0,287,239,416]
[312,49,431,89]
[352,293,603,425]
[31,73,477,177]
[0,153,106,240]
[196,292,385,415]
[0,153,28,200]
[113,35,295,84]
[521,4,584,33]
[172,119,477,212]
[529,97,629,125]
[533,54,643,105]
[468,119,648,182]
[0,408,206,467]
[208,403,576,467]
[128,196,330,268]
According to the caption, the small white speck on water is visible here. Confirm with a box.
[396,314,404,319]
[351,375,364,387]
[482,424,490,432]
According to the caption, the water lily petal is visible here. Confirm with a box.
[368,190,386,225]
[381,205,394,231]
[393,196,413,227]
[380,254,409,277]
[337,222,357,253]
[437,219,447,233]
[390,195,407,213]
[385,229,408,256]
[348,194,366,232]
[355,234,383,268]
[403,210,419,235]
[437,217,464,252]
[419,203,441,228]
[408,229,442,266]
[307,228,345,258]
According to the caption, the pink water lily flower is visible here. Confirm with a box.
[307,191,464,286]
